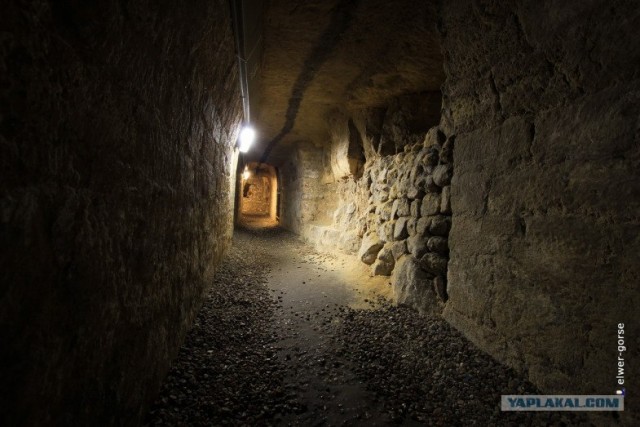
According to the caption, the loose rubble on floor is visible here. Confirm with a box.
[145,225,600,426]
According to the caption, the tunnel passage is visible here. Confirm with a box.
[242,0,639,424]
[1,0,639,425]
[238,161,279,224]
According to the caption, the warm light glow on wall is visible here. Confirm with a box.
[242,165,250,180]
[238,126,256,153]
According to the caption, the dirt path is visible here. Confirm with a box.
[259,223,395,426]
[145,222,596,426]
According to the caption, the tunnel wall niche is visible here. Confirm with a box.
[0,1,242,425]
[327,111,367,180]
[439,0,639,416]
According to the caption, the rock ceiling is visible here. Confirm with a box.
[241,0,445,163]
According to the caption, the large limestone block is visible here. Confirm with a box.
[406,185,425,200]
[420,193,440,216]
[427,236,448,255]
[441,3,640,416]
[416,217,432,235]
[378,243,395,264]
[371,259,394,276]
[406,235,429,258]
[432,164,453,187]
[391,197,410,218]
[425,176,440,193]
[429,215,451,236]
[391,240,408,260]
[393,217,409,240]
[358,232,383,265]
[392,256,440,315]
[420,253,448,276]
[377,220,395,242]
[379,200,394,221]
[371,243,396,276]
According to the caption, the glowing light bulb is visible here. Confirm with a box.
[238,126,255,153]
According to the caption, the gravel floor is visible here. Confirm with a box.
[145,223,599,426]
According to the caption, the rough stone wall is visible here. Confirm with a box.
[304,92,445,259]
[360,129,454,313]
[301,91,453,317]
[326,125,454,313]
[0,1,241,425]
[439,0,640,412]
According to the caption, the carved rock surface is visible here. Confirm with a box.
[0,2,243,425]
[440,1,640,417]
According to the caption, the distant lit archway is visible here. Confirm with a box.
[238,162,278,226]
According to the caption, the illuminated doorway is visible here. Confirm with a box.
[239,162,278,225]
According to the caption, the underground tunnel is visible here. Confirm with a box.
[1,0,639,425]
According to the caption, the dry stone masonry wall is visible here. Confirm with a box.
[358,128,454,315]
[308,91,445,259]
[304,92,452,317]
